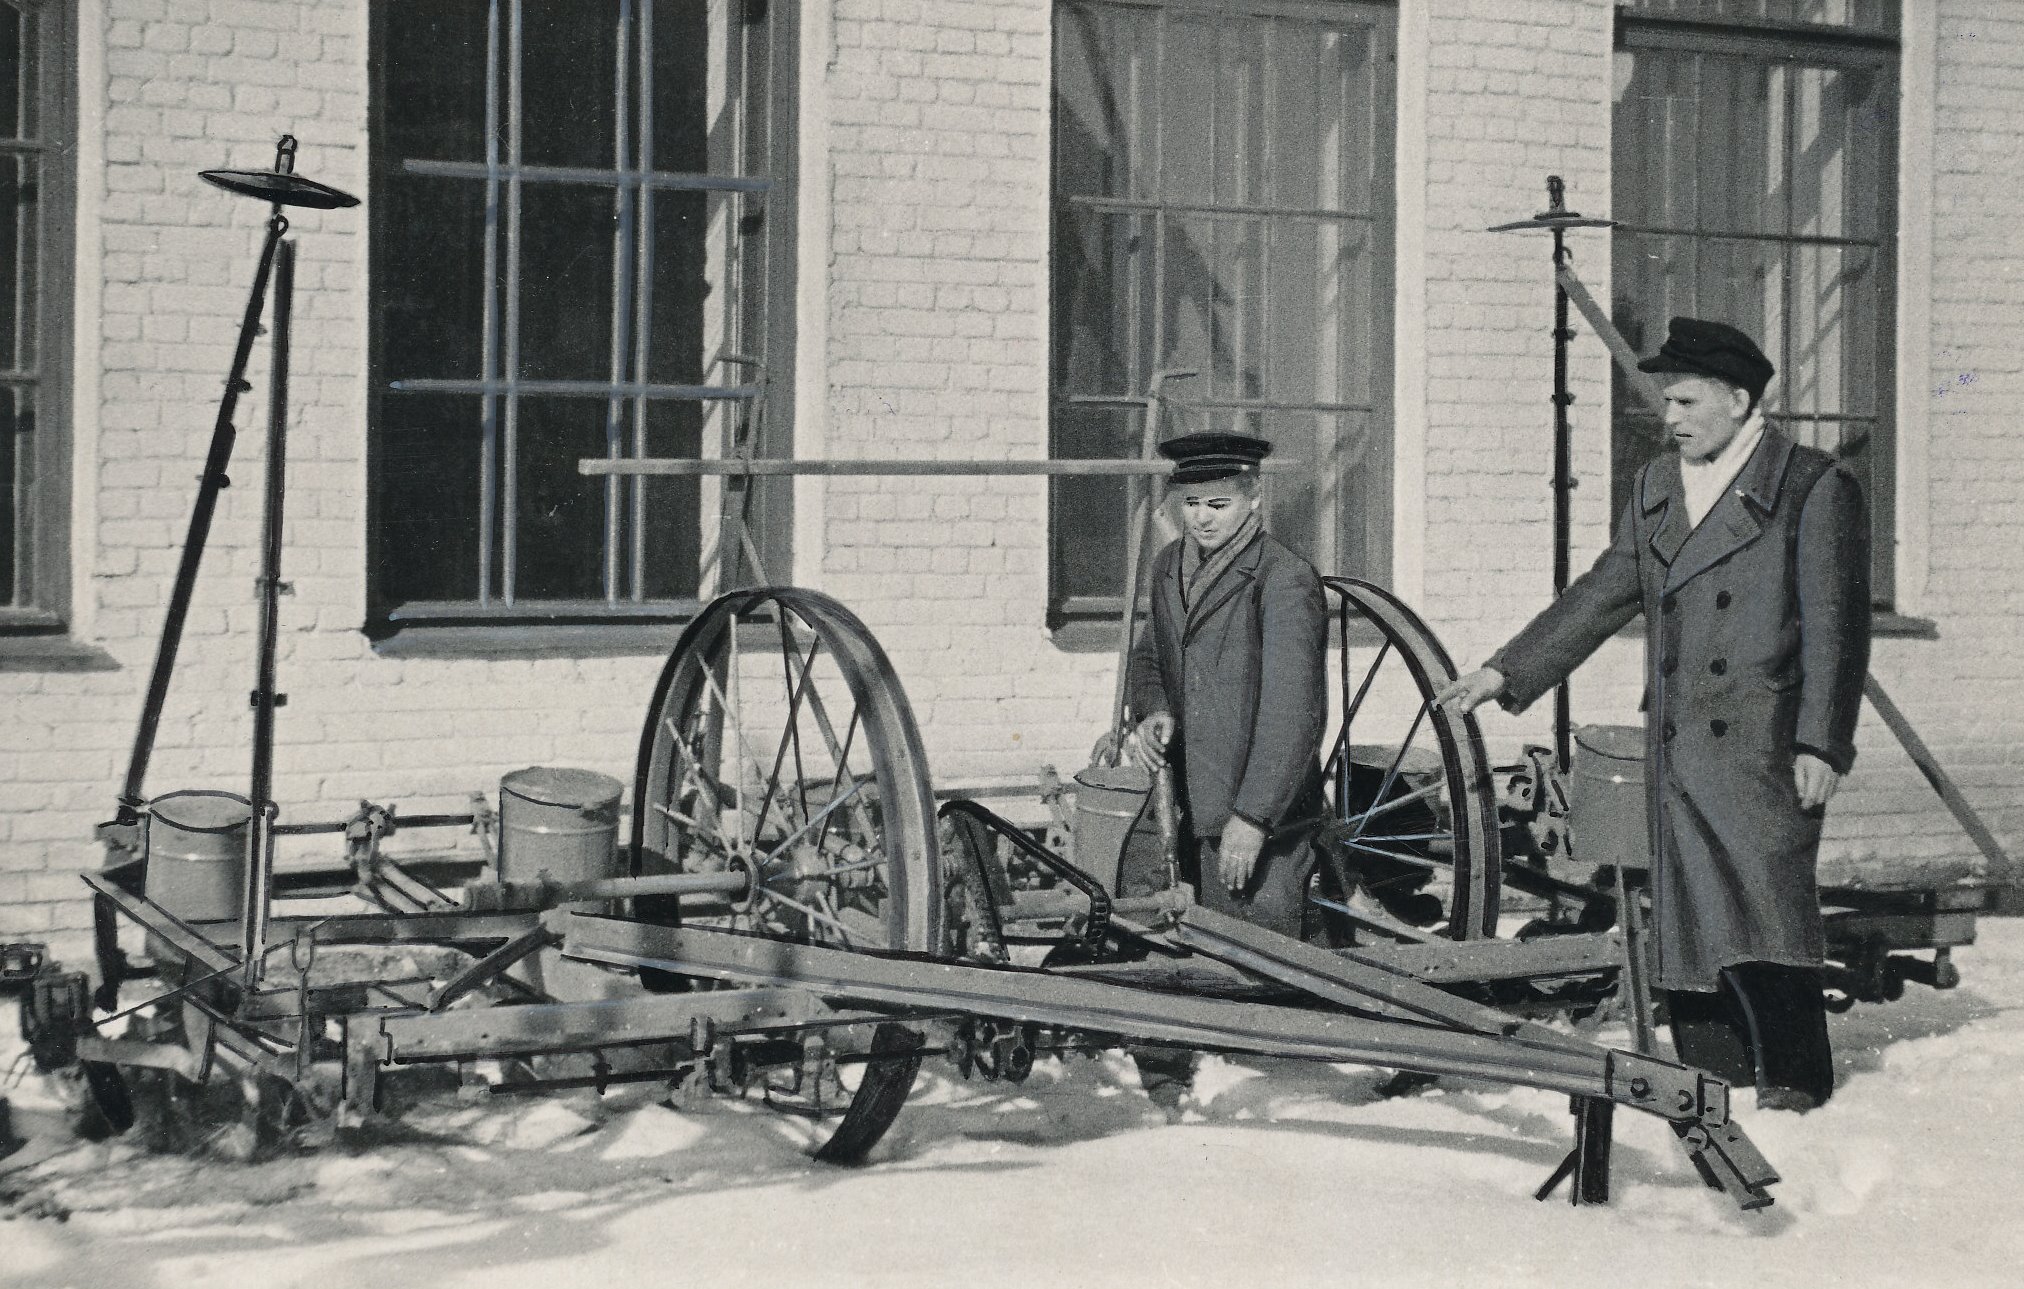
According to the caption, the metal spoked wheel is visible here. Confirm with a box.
[1316,578,1502,942]
[632,587,943,1162]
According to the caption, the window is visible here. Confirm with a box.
[1,0,73,633]
[1612,0,1899,600]
[1050,0,1395,623]
[368,0,794,629]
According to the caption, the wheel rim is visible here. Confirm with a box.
[1319,578,1502,941]
[632,587,941,1160]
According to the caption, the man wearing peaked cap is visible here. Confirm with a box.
[1126,431,1328,940]
[1437,315,1872,1113]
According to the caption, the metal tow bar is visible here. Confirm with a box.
[556,910,1778,1210]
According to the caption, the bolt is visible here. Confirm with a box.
[1629,1077,1651,1099]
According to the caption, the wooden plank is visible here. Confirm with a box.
[580,458,1304,478]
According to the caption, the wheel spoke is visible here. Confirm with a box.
[782,637,884,849]
[756,780,867,870]
[1340,772,1444,828]
[750,623,824,847]
[663,714,743,861]
[754,886,857,945]
[1339,840,1440,868]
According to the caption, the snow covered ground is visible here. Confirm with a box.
[5,920,2022,1289]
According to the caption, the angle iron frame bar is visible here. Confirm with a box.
[557,911,1720,1123]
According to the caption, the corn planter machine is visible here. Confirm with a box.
[10,158,2009,1217]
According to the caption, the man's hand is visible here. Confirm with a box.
[1218,815,1267,893]
[1432,666,1506,716]
[1794,752,1842,811]
[1132,712,1175,772]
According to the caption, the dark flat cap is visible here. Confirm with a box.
[1159,431,1272,484]
[1637,316,1775,400]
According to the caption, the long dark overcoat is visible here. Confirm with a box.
[1488,431,1870,991]
[1127,530,1328,840]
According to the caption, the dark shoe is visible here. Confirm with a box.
[1756,1086,1820,1114]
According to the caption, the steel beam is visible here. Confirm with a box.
[370,987,883,1063]
[556,914,1609,1097]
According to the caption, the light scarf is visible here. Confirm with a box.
[1681,411,1766,528]
[1178,510,1263,611]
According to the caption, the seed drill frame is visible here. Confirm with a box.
[21,156,2009,1219]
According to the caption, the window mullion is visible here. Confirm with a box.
[501,0,526,605]
[604,0,638,605]
[477,0,504,608]
[630,0,656,603]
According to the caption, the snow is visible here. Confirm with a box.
[6,922,2024,1289]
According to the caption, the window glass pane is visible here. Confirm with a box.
[379,175,488,382]
[1050,404,1141,607]
[651,0,709,170]
[377,395,485,604]
[513,396,608,599]
[517,182,616,382]
[2,389,27,604]
[645,189,709,385]
[0,152,34,372]
[380,0,489,162]
[637,399,704,600]
[1054,207,1150,398]
[1264,218,1375,407]
[520,0,619,170]
[1160,13,1216,206]
[1267,22,1375,215]
[1055,1,1152,201]
[1163,215,1265,402]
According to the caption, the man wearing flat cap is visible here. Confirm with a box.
[1127,431,1328,939]
[1437,317,1871,1112]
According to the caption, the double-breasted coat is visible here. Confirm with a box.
[1127,530,1328,842]
[1488,431,1871,991]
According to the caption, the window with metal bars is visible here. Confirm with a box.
[1612,0,1899,601]
[367,0,795,630]
[1050,0,1395,625]
[0,0,73,634]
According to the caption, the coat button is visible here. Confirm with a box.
[1662,594,1679,614]
[1662,656,1678,676]
[1662,721,1677,742]
[1711,719,1729,737]
[1715,590,1732,609]
[1709,658,1727,676]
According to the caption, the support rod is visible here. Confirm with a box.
[115,213,286,820]
[241,238,296,985]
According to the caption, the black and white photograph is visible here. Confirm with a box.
[2,1,2020,1285]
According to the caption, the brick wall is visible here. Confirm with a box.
[820,0,1113,785]
[4,0,2021,953]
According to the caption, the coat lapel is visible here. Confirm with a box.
[1643,455,1689,569]
[1182,536,1263,644]
[1661,432,1795,594]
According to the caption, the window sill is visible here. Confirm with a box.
[1613,611,1938,641]
[0,632,120,672]
[369,620,692,660]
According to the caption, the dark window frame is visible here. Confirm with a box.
[1611,2,1899,603]
[1,0,75,638]
[364,0,797,639]
[1047,0,1397,628]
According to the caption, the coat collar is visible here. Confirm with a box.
[1175,530,1266,643]
[1657,430,1797,594]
